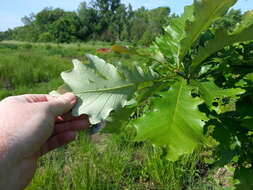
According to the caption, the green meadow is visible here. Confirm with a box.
[0,42,234,190]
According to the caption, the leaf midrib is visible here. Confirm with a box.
[170,80,184,128]
[74,83,136,94]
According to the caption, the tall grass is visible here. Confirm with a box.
[27,131,216,190]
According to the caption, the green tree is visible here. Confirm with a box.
[12,26,38,42]
[38,32,54,42]
[129,6,170,45]
[90,0,124,41]
[3,0,171,44]
[21,13,35,26]
[129,7,148,42]
[0,30,13,41]
[112,4,128,40]
[77,2,100,40]
[35,8,65,32]
[50,12,81,43]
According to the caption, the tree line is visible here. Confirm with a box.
[0,0,242,45]
[0,0,170,45]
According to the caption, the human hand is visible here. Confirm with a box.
[0,93,90,190]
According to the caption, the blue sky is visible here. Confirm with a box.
[0,0,252,31]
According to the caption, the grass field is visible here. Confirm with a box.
[0,42,234,190]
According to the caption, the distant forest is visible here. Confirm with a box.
[0,0,242,45]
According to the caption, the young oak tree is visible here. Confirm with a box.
[52,0,253,188]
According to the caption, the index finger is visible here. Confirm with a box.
[56,113,89,123]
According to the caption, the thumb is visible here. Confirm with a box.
[48,93,76,116]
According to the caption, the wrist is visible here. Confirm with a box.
[0,134,12,188]
[0,133,22,190]
[0,130,21,167]
[0,132,8,162]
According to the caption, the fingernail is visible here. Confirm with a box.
[63,93,76,104]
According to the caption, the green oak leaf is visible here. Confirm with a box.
[101,107,136,134]
[236,73,253,87]
[243,73,253,83]
[180,0,236,61]
[241,118,253,130]
[102,82,165,134]
[154,0,236,67]
[193,80,245,113]
[211,119,239,166]
[235,167,253,190]
[52,54,156,124]
[191,10,253,73]
[154,5,193,66]
[134,79,207,161]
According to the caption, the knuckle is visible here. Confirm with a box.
[58,97,69,106]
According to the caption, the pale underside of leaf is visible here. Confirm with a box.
[134,79,207,161]
[52,54,156,125]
